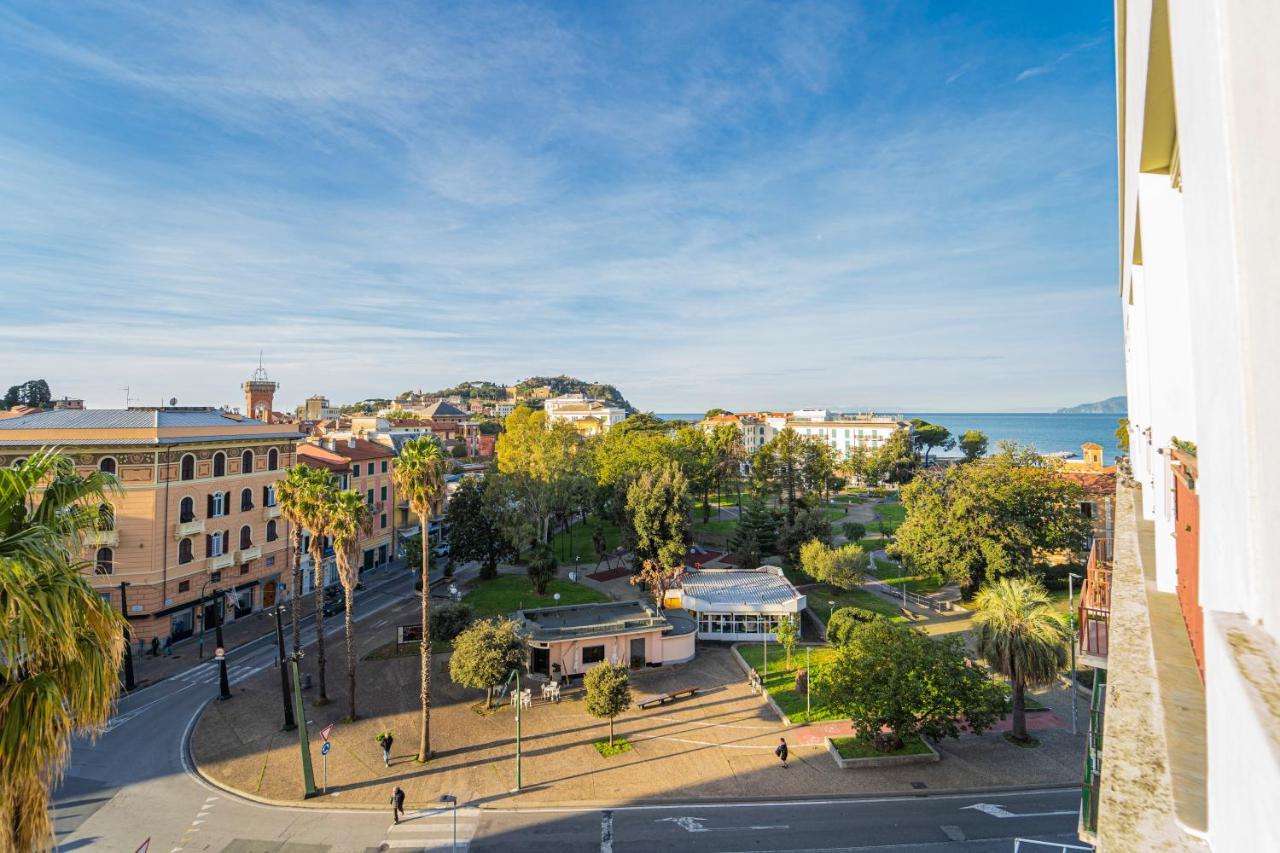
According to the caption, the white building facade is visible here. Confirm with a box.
[543,393,627,432]
[670,566,806,642]
[785,415,907,459]
[1090,2,1280,850]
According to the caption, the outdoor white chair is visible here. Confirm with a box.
[521,688,533,709]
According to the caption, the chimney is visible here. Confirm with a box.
[348,436,357,449]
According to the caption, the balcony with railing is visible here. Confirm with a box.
[263,504,281,521]
[175,518,206,539]
[209,552,235,571]
[1079,537,1113,668]
[1079,668,1107,842]
[238,545,262,563]
[86,529,119,547]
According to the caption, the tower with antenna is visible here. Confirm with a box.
[242,352,279,423]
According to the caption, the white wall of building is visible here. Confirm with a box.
[1118,1,1280,848]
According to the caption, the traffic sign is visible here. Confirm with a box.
[321,741,331,756]
[214,647,225,660]
[319,723,334,742]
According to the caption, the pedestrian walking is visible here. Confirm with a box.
[390,786,405,824]
[150,637,161,658]
[775,737,789,768]
[163,635,173,657]
[381,733,394,767]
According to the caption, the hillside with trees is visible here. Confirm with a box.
[517,375,634,412]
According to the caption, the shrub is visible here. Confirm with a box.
[429,603,474,643]
[794,667,808,695]
[842,521,867,542]
[827,606,884,645]
[526,544,558,595]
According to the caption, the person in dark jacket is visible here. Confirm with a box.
[775,737,789,768]
[391,786,406,824]
[381,733,394,767]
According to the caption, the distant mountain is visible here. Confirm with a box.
[1057,396,1127,414]
[519,375,635,412]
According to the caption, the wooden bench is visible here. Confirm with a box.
[899,607,918,621]
[638,687,699,709]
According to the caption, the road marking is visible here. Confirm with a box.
[657,816,788,833]
[488,787,1079,814]
[961,803,1078,819]
[600,809,613,853]
[939,824,965,841]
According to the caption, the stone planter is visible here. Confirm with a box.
[824,736,941,769]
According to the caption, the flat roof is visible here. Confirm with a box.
[679,566,804,607]
[514,600,673,642]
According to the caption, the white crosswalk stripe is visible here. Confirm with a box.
[380,807,478,851]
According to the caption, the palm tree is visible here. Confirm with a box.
[302,475,340,706]
[328,489,372,723]
[277,465,327,656]
[1,450,126,852]
[972,576,1070,742]
[392,436,450,762]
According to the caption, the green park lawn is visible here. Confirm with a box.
[808,584,910,624]
[462,575,607,618]
[737,642,841,723]
[693,518,739,538]
[830,734,931,759]
[869,557,944,595]
[549,517,622,564]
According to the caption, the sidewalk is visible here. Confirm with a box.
[125,557,455,691]
[191,642,1083,810]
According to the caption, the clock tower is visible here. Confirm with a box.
[242,355,279,423]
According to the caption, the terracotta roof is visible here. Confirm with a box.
[420,400,467,419]
[1060,468,1117,495]
[295,444,351,473]
[305,436,396,461]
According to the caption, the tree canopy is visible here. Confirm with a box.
[495,407,588,544]
[799,540,869,590]
[728,497,779,567]
[3,379,52,409]
[448,618,527,707]
[444,477,512,579]
[910,419,955,466]
[957,429,989,461]
[625,461,690,572]
[892,443,1091,590]
[584,660,632,746]
[815,620,1007,752]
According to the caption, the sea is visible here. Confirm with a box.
[654,412,1125,465]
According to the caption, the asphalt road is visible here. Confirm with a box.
[53,564,1090,853]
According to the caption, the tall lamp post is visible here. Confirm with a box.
[503,668,523,792]
[214,589,231,701]
[274,599,295,730]
[440,794,458,850]
[197,578,215,659]
[119,581,135,691]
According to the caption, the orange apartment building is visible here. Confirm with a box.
[0,401,301,644]
[295,436,398,591]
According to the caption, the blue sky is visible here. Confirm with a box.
[0,1,1119,413]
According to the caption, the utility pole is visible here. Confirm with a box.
[289,652,317,798]
[504,668,523,792]
[119,582,135,691]
[274,603,295,730]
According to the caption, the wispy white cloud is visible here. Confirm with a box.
[0,1,1121,411]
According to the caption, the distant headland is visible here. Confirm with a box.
[1056,395,1127,414]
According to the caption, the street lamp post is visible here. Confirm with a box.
[289,651,317,798]
[440,794,458,850]
[504,668,522,792]
[274,601,295,730]
[197,579,215,659]
[119,581,135,691]
[1069,571,1082,736]
[214,590,231,701]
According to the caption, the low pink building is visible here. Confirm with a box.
[512,600,696,680]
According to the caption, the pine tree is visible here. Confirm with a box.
[730,497,779,566]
